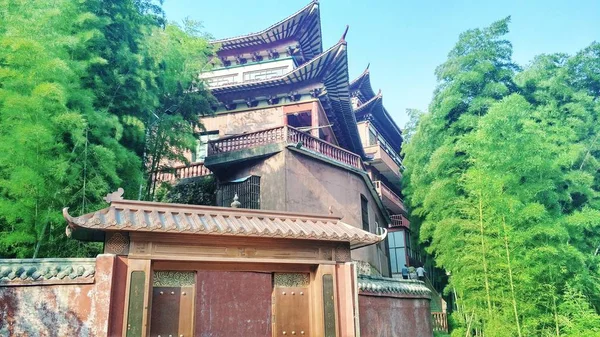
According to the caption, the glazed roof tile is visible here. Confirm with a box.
[213,0,322,61]
[63,199,385,249]
[0,258,95,286]
[358,274,431,298]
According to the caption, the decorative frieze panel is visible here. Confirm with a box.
[153,271,195,287]
[104,232,129,255]
[274,273,310,288]
[334,244,351,262]
[128,236,336,263]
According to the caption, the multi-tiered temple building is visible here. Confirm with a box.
[162,0,412,279]
[0,2,444,336]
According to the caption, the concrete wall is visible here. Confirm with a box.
[359,294,433,337]
[0,255,116,337]
[283,150,390,275]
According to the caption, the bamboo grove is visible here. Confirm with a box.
[403,18,600,336]
[0,0,215,258]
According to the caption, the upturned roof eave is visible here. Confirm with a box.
[354,94,404,147]
[212,0,322,61]
[349,66,376,101]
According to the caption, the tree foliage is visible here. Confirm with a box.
[0,0,215,258]
[403,17,600,336]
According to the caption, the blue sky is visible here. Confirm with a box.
[163,0,599,126]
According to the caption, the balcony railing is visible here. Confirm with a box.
[153,162,212,183]
[287,127,363,170]
[432,312,448,333]
[374,181,405,211]
[208,126,286,155]
[207,126,364,170]
[390,214,410,229]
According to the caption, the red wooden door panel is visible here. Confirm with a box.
[195,271,272,337]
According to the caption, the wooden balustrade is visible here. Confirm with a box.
[208,126,286,155]
[390,214,410,229]
[375,181,407,214]
[153,162,212,183]
[432,312,448,332]
[287,126,363,170]
[206,125,364,170]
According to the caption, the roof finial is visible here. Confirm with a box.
[366,63,370,70]
[339,25,350,43]
[103,188,124,203]
[231,193,241,208]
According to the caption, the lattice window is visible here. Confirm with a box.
[220,176,261,209]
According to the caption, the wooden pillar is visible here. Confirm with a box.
[335,262,357,337]
[122,259,151,337]
[310,264,339,337]
[311,101,320,138]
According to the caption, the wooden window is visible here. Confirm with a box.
[242,66,288,82]
[220,176,261,209]
[205,74,238,87]
[361,195,369,232]
[368,127,378,146]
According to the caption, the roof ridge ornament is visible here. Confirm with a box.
[103,188,124,203]
[339,25,349,43]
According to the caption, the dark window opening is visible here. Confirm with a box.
[287,111,312,129]
[360,195,369,232]
[220,176,261,209]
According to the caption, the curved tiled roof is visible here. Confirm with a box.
[213,0,322,61]
[354,92,403,151]
[358,274,431,298]
[0,258,95,286]
[63,198,386,249]
[349,66,376,102]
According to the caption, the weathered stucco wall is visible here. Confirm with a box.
[0,254,116,337]
[359,295,433,337]
[216,147,391,276]
[283,150,390,276]
[357,275,433,337]
[201,105,285,136]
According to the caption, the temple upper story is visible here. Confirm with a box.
[202,0,322,88]
[350,66,404,155]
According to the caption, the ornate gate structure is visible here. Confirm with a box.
[63,193,385,336]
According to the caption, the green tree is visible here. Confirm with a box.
[403,18,600,336]
[142,20,216,199]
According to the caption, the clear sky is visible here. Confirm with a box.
[163,0,599,127]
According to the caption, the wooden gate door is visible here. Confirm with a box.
[150,271,196,337]
[273,273,311,337]
[195,270,273,336]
